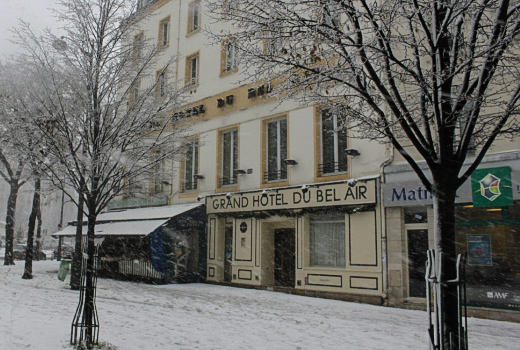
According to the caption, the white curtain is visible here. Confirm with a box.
[310,215,345,267]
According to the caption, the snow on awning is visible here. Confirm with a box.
[52,203,203,237]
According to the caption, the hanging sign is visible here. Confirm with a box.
[471,167,513,207]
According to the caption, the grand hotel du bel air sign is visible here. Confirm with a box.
[206,179,377,214]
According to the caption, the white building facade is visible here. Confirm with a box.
[120,0,390,303]
[123,1,520,320]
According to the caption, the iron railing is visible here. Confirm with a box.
[426,250,468,350]
[183,181,197,192]
[318,162,347,176]
[263,170,287,182]
[98,259,164,282]
[219,176,238,187]
[71,251,100,347]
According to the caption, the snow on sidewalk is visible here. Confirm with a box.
[0,261,518,350]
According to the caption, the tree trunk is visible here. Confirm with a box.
[83,205,97,347]
[4,180,20,266]
[70,194,84,290]
[35,197,42,260]
[432,175,460,349]
[23,176,41,279]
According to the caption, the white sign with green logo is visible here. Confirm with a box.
[471,167,513,207]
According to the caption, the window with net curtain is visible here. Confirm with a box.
[310,214,346,267]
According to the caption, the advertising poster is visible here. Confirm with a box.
[467,234,492,266]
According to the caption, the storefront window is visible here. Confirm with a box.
[455,202,520,310]
[309,215,345,267]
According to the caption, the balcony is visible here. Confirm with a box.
[219,176,238,188]
[263,170,287,183]
[318,162,348,177]
[183,181,198,192]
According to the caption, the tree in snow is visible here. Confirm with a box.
[0,63,33,266]
[14,0,188,346]
[207,0,520,348]
[0,61,50,277]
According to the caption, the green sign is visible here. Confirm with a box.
[471,166,513,207]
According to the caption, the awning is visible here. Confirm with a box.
[52,203,203,237]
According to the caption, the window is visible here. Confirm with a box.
[185,52,199,86]
[319,108,347,175]
[156,69,166,97]
[132,32,144,61]
[183,140,199,192]
[221,39,237,74]
[151,158,164,194]
[310,215,346,267]
[220,128,238,186]
[129,80,140,105]
[126,176,143,197]
[138,0,154,10]
[263,28,283,56]
[265,117,287,182]
[159,17,170,47]
[188,1,201,34]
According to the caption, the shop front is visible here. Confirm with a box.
[205,178,384,302]
[384,152,520,313]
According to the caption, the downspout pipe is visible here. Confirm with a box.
[379,142,394,304]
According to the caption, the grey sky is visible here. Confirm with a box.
[0,0,59,58]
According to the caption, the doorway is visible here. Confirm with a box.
[274,228,295,287]
[224,224,233,282]
[407,228,428,298]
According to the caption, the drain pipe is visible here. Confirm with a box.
[379,141,394,304]
[168,0,184,203]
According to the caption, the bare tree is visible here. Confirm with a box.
[0,153,28,266]
[208,0,520,348]
[0,63,32,266]
[1,61,62,276]
[12,0,187,346]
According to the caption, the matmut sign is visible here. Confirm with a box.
[206,180,377,214]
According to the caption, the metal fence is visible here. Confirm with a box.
[426,250,468,350]
[118,259,164,280]
[98,259,164,283]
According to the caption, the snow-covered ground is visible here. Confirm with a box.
[1,261,518,350]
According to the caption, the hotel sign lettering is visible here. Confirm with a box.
[206,180,377,214]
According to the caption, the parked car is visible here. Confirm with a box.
[13,244,26,260]
[42,249,55,260]
[34,249,47,260]
[13,245,48,260]
[54,245,75,259]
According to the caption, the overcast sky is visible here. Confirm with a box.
[0,0,59,58]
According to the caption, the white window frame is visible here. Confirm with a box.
[184,141,198,191]
[161,19,169,46]
[265,117,287,182]
[133,33,143,61]
[221,129,238,186]
[158,71,166,97]
[189,55,198,85]
[189,1,200,32]
[225,40,236,72]
[320,109,347,175]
